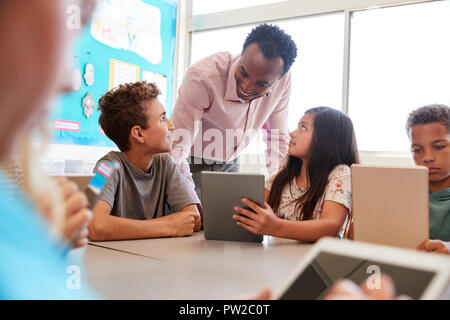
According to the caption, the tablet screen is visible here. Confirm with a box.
[279,252,435,300]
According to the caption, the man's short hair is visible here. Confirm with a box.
[98,81,160,152]
[406,104,450,137]
[242,23,298,75]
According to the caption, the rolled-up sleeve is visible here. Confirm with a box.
[170,68,211,204]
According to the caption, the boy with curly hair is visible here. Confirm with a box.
[89,81,201,241]
[406,104,450,254]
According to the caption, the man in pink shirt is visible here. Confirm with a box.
[170,24,298,205]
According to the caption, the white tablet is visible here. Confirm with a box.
[273,237,450,300]
[351,164,429,249]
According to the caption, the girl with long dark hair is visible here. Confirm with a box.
[233,107,359,242]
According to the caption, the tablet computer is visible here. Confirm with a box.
[351,164,429,249]
[201,171,265,242]
[273,237,450,300]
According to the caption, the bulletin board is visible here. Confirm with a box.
[51,0,178,147]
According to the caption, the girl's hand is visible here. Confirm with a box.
[233,198,280,236]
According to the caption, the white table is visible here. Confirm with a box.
[71,232,312,299]
[69,232,450,300]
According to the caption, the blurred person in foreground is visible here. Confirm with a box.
[0,0,97,299]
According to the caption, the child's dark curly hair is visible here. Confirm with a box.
[242,23,298,75]
[406,104,450,137]
[98,81,160,151]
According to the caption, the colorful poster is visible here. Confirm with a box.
[51,0,177,147]
[91,0,162,64]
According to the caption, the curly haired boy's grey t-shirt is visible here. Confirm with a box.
[95,152,197,220]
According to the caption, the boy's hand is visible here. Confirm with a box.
[193,212,202,232]
[195,203,203,231]
[417,239,450,255]
[166,211,197,237]
[180,204,201,231]
[233,198,280,236]
[55,177,93,248]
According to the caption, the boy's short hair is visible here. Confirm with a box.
[98,81,160,152]
[406,104,450,137]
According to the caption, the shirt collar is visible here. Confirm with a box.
[224,57,241,102]
[118,151,154,178]
[429,187,450,199]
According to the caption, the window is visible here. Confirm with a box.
[191,24,256,65]
[192,0,288,15]
[276,14,344,130]
[191,13,345,154]
[348,1,450,152]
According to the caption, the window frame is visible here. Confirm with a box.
[174,0,444,158]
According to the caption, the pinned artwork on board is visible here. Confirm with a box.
[72,68,82,92]
[109,59,140,89]
[72,56,82,92]
[84,52,95,86]
[82,92,95,119]
[84,63,95,86]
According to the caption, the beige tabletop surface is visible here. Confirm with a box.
[69,232,450,300]
[70,232,313,299]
